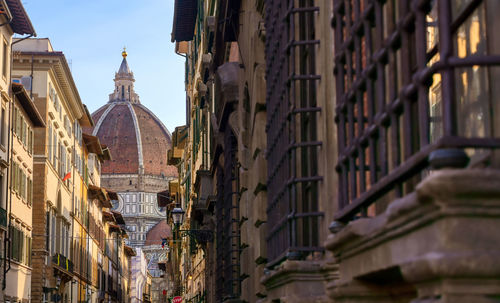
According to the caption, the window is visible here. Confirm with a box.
[27,178,32,206]
[332,0,500,222]
[215,129,241,300]
[264,0,322,267]
[48,124,53,161]
[2,39,8,78]
[12,107,17,136]
[9,224,31,266]
[15,107,20,136]
[45,211,50,252]
[0,107,4,146]
[28,128,33,154]
[52,129,57,167]
[51,210,56,254]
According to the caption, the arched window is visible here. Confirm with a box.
[121,85,125,99]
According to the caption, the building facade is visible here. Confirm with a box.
[0,1,36,301]
[12,38,95,302]
[170,0,500,302]
[12,38,134,303]
[5,82,44,303]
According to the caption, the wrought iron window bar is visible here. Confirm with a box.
[332,0,500,223]
[265,0,324,267]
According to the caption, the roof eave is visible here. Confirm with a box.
[5,0,36,36]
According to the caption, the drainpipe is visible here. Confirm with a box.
[71,121,76,303]
[3,27,35,290]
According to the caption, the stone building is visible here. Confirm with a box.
[87,51,177,302]
[5,82,44,303]
[171,0,500,302]
[0,1,36,301]
[12,38,95,302]
[326,1,500,302]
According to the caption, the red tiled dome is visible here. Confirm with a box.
[86,54,178,178]
[88,102,178,177]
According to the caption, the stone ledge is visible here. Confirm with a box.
[325,169,500,302]
[327,169,500,261]
[261,259,329,302]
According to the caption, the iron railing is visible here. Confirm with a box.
[333,0,500,222]
[52,253,74,273]
[265,0,324,267]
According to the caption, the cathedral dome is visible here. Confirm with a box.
[87,52,177,177]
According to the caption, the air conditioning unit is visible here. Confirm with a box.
[202,53,212,68]
[197,82,207,96]
[21,76,32,91]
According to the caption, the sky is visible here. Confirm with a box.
[21,0,186,132]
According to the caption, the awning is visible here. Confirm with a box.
[88,185,113,208]
[124,245,136,257]
[111,211,125,225]
[171,0,197,42]
[5,0,36,35]
[102,211,115,223]
[108,223,121,233]
[120,227,129,239]
[83,133,103,155]
[157,189,171,207]
[106,189,118,201]
[101,144,112,161]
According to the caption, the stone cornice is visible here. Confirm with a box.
[13,52,87,124]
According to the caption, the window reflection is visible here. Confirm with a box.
[427,2,492,142]
[454,3,491,139]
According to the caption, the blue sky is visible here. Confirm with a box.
[22,0,186,132]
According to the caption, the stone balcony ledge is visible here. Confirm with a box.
[325,169,500,302]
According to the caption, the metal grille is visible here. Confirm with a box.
[265,0,324,267]
[215,167,224,302]
[215,128,240,301]
[222,128,240,299]
[333,0,500,222]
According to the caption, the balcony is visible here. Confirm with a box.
[215,62,239,129]
[52,253,74,273]
[193,170,212,209]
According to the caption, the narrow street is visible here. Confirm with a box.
[0,1,499,303]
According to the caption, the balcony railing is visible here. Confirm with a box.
[52,253,74,273]
[332,0,500,222]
